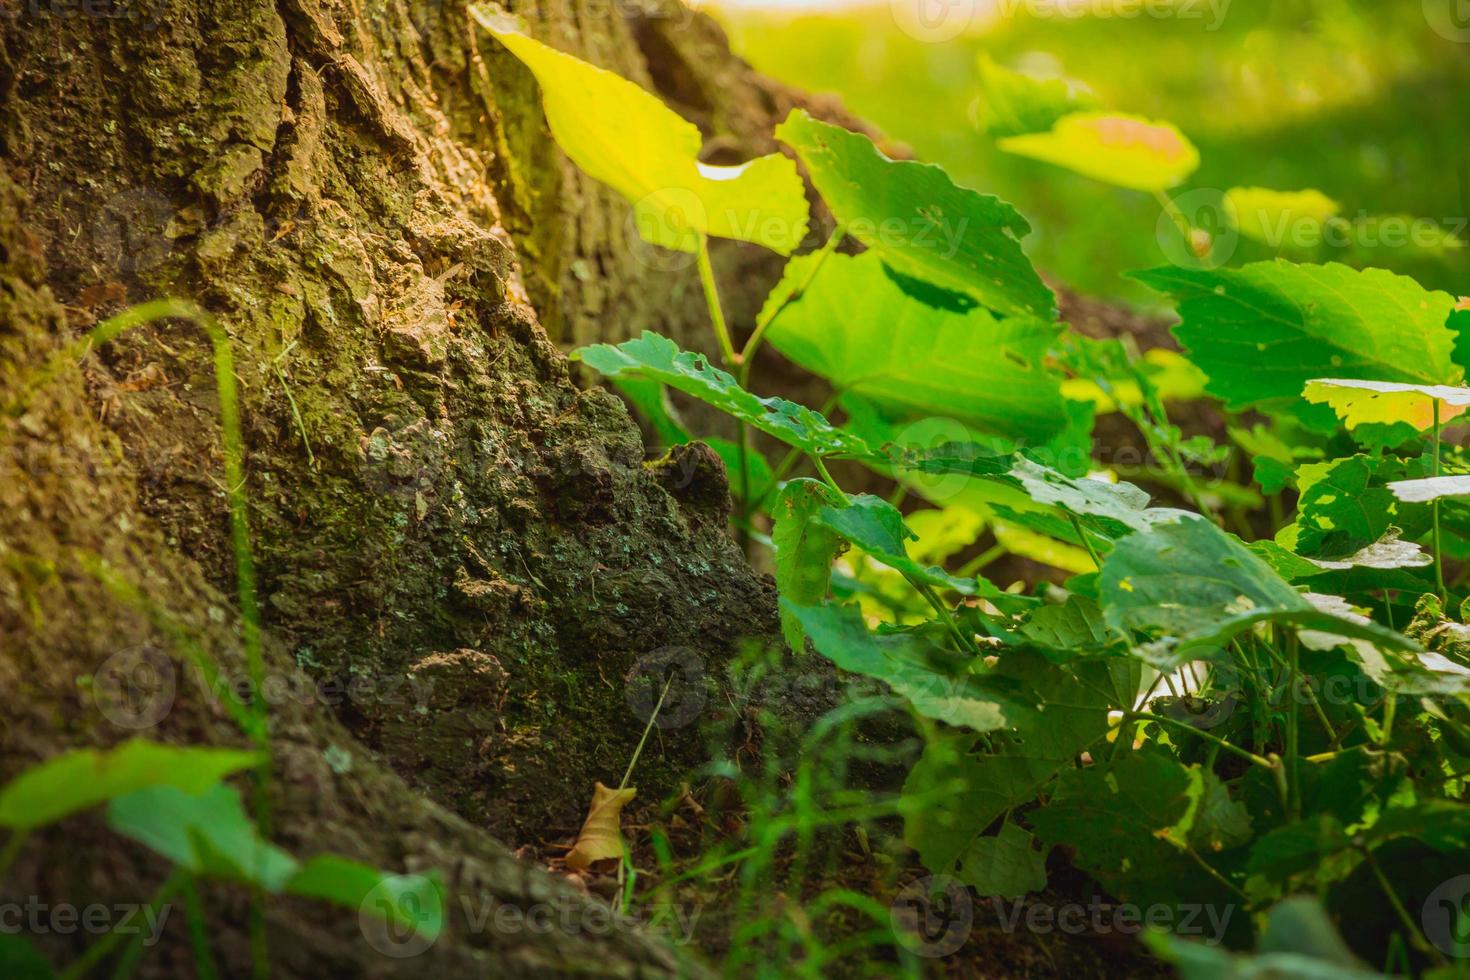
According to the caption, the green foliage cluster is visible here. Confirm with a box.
[486,11,1470,975]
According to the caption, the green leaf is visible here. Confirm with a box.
[574,332,869,458]
[1189,770,1254,854]
[1017,595,1120,658]
[1225,187,1340,246]
[957,822,1048,899]
[1132,261,1460,421]
[815,494,977,594]
[107,784,299,890]
[1100,516,1414,663]
[762,251,1066,444]
[1029,752,1197,879]
[287,856,445,943]
[472,8,807,255]
[997,112,1199,192]
[975,55,1097,138]
[0,740,261,831]
[1285,456,1424,560]
[1149,898,1377,979]
[1304,378,1470,431]
[774,109,1054,319]
[785,601,1028,731]
[771,479,845,653]
[901,657,1121,878]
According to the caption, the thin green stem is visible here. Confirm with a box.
[1128,712,1276,769]
[1183,845,1248,902]
[957,543,1007,579]
[739,224,844,366]
[1285,634,1301,820]
[1362,847,1448,965]
[812,456,843,497]
[1068,514,1102,569]
[695,237,738,367]
[1434,401,1446,603]
[0,830,28,882]
[183,874,219,980]
[621,674,674,791]
[61,869,184,980]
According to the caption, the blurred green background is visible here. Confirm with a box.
[706,0,1470,306]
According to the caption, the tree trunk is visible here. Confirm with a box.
[0,0,850,974]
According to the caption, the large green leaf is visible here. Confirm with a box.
[774,109,1054,319]
[1100,515,1416,662]
[771,478,846,653]
[0,740,261,831]
[957,822,1048,899]
[901,657,1122,881]
[1029,752,1197,879]
[1133,261,1460,422]
[1283,456,1426,560]
[785,602,1028,731]
[574,332,869,458]
[815,494,977,594]
[107,784,299,890]
[287,856,445,942]
[472,8,807,255]
[997,112,1199,192]
[975,55,1097,138]
[761,251,1065,444]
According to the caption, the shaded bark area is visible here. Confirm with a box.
[0,0,834,974]
[0,0,1174,974]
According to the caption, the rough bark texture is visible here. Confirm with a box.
[0,0,1172,974]
[0,0,850,974]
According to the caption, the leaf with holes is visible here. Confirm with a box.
[775,109,1054,318]
[575,332,870,458]
[762,251,1066,444]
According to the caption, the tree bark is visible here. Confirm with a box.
[0,0,847,974]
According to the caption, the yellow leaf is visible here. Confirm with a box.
[1224,187,1339,246]
[997,112,1199,192]
[1303,378,1470,431]
[471,8,808,255]
[564,781,636,871]
[994,522,1095,575]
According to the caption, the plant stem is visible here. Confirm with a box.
[1068,513,1102,569]
[696,237,738,367]
[0,830,27,882]
[183,873,219,980]
[621,674,674,791]
[1128,712,1275,769]
[1363,847,1448,965]
[1434,401,1446,603]
[1182,845,1249,902]
[61,869,184,980]
[1285,634,1301,820]
[739,224,845,367]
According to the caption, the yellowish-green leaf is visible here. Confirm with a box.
[997,112,1199,192]
[472,8,808,255]
[1225,187,1340,246]
[1304,378,1470,431]
[994,521,1095,575]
